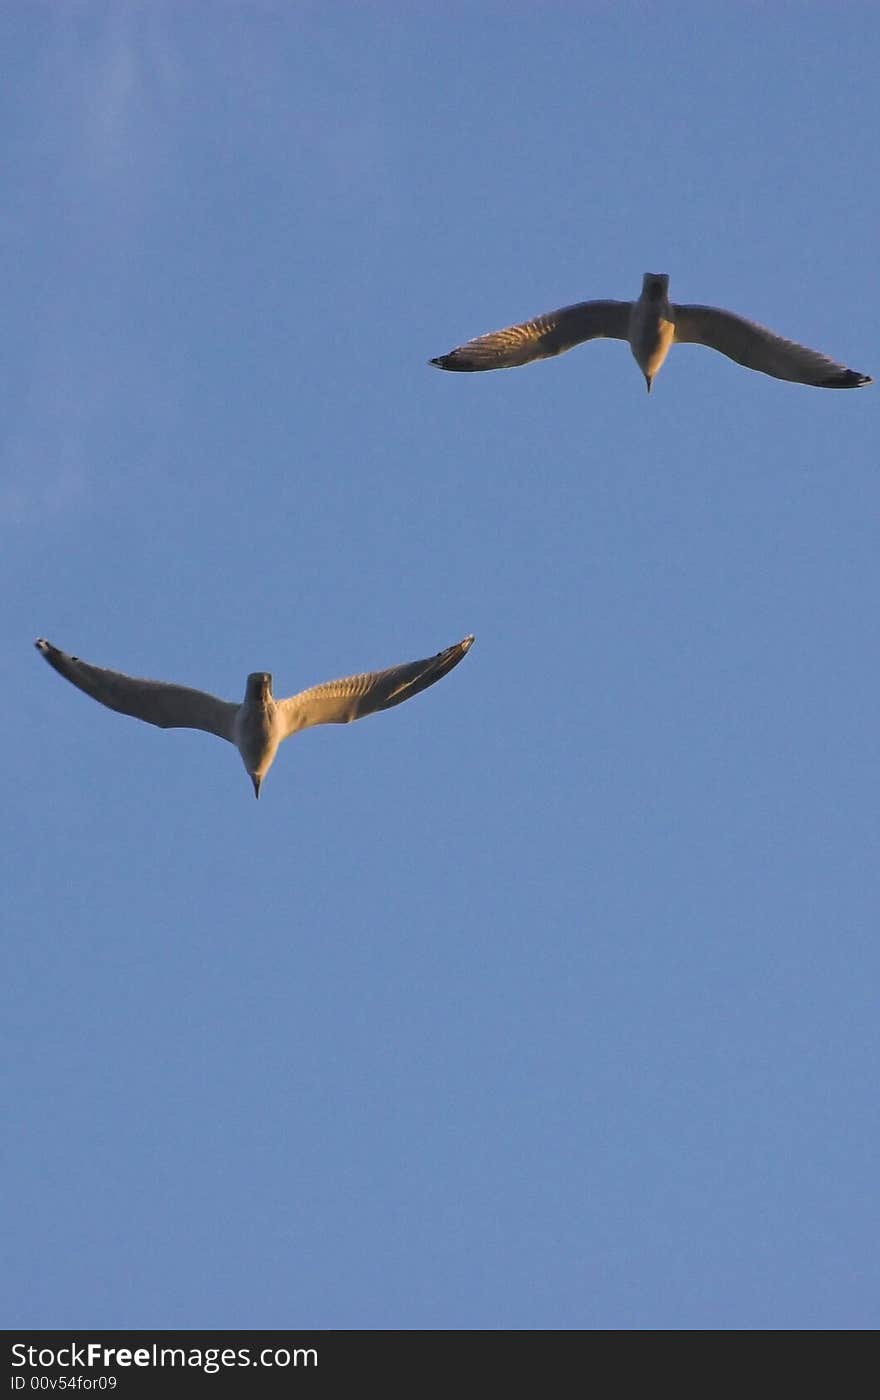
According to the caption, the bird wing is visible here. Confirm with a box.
[278,636,474,737]
[35,639,238,740]
[430,300,631,371]
[672,304,872,388]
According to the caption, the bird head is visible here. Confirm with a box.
[245,672,273,702]
[641,273,670,301]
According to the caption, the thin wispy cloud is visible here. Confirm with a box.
[1,6,402,526]
[0,4,170,524]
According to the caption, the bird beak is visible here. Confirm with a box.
[251,775,262,800]
[644,375,653,394]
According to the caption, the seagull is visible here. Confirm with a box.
[35,635,475,798]
[430,273,873,392]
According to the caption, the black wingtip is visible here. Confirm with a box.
[429,353,475,372]
[35,638,71,676]
[818,369,873,389]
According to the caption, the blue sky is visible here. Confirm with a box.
[3,2,878,1329]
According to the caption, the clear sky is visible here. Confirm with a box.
[3,2,878,1330]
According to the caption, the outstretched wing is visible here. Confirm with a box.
[673,304,872,388]
[279,635,474,737]
[430,300,631,371]
[35,639,237,740]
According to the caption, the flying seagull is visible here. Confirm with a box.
[35,635,474,798]
[430,273,873,392]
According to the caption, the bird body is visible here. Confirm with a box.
[431,272,872,391]
[233,674,281,797]
[627,275,677,390]
[36,636,474,798]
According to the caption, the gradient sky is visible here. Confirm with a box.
[3,2,878,1330]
